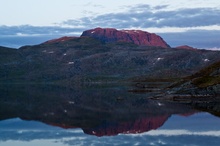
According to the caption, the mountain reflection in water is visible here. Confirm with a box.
[0,84,198,137]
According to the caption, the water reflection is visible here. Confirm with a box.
[0,84,196,137]
[1,84,220,146]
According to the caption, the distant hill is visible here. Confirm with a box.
[175,45,197,50]
[1,28,220,85]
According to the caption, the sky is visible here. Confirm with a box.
[0,0,220,49]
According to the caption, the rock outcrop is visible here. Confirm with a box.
[43,36,77,44]
[81,27,170,48]
[176,45,197,50]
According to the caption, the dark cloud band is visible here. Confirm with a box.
[62,5,220,29]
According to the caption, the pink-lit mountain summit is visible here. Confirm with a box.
[81,27,170,48]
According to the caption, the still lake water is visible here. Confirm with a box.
[0,84,220,146]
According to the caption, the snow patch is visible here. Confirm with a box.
[204,47,220,51]
[68,62,74,65]
[91,31,95,34]
[68,101,75,104]
[157,57,164,61]
[204,59,210,62]
[157,102,163,106]
[134,30,140,33]
[63,53,67,56]
[122,30,129,33]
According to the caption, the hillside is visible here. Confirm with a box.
[166,61,220,96]
[0,28,220,85]
[151,61,220,115]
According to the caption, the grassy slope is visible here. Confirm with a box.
[190,61,220,88]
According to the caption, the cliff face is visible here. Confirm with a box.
[81,27,170,48]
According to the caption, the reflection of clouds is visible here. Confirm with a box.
[1,139,67,146]
[124,129,220,137]
[1,114,220,146]
[1,129,220,146]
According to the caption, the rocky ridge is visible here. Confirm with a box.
[81,27,170,48]
[175,45,197,50]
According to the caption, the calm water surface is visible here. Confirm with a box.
[0,84,220,146]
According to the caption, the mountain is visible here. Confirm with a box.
[81,27,170,48]
[1,28,220,84]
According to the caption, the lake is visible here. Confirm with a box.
[0,84,220,146]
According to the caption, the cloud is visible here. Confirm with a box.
[158,29,220,48]
[153,5,169,10]
[0,25,85,48]
[0,25,84,36]
[126,129,220,137]
[62,5,220,29]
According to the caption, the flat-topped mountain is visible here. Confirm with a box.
[81,27,170,48]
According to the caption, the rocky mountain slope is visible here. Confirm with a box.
[150,61,220,115]
[1,28,220,85]
[166,61,220,96]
